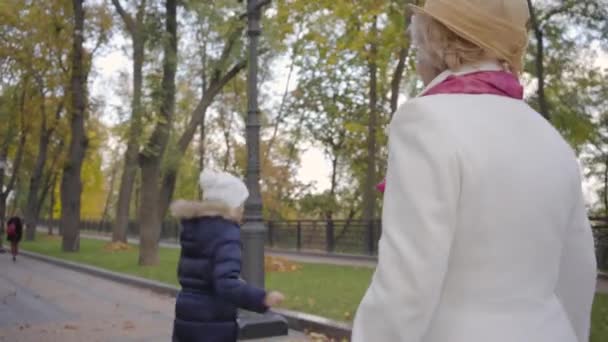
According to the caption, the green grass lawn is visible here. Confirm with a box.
[22,236,608,341]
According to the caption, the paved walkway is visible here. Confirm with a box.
[0,254,307,341]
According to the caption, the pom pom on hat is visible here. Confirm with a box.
[199,169,249,209]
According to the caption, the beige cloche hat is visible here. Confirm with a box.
[410,0,530,72]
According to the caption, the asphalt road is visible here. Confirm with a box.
[0,254,308,342]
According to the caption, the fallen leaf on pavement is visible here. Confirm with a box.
[123,321,136,330]
[64,324,78,330]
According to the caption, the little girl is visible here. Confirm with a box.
[170,170,284,342]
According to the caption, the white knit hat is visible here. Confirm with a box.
[199,169,249,209]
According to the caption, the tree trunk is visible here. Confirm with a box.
[138,0,177,266]
[43,173,58,235]
[101,164,118,227]
[25,99,62,241]
[138,159,162,265]
[36,140,64,220]
[603,157,608,217]
[61,0,88,252]
[198,120,206,199]
[220,107,232,171]
[159,170,176,218]
[198,37,208,200]
[363,17,379,223]
[526,0,550,120]
[25,117,50,241]
[113,0,147,243]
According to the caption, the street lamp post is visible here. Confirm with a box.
[242,0,265,289]
[238,0,288,339]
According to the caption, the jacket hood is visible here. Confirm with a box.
[170,200,243,223]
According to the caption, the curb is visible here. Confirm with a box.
[274,308,352,340]
[20,250,353,340]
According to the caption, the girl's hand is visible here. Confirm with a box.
[264,291,285,307]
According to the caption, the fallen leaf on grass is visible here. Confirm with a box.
[103,242,132,252]
[264,256,302,273]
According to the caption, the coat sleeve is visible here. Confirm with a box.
[212,232,268,313]
[555,181,597,342]
[352,102,461,342]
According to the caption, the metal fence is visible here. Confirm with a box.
[591,217,608,270]
[39,217,608,267]
[267,220,381,255]
[39,218,181,242]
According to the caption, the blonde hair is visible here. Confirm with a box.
[411,13,512,73]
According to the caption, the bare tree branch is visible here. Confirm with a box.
[111,0,136,35]
[209,23,246,85]
[177,57,249,154]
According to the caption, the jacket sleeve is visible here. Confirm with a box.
[555,182,597,342]
[212,233,268,313]
[352,102,460,342]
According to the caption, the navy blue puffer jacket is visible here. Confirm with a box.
[171,201,268,342]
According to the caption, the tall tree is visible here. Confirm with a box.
[0,85,28,248]
[525,0,607,147]
[111,0,149,243]
[156,6,251,218]
[25,79,63,240]
[138,0,177,265]
[280,0,415,220]
[60,0,88,252]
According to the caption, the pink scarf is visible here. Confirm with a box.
[376,71,523,193]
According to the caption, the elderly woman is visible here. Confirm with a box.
[352,1,597,342]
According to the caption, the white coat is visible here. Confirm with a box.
[352,62,597,342]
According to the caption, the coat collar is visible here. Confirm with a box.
[170,200,243,223]
[418,61,506,97]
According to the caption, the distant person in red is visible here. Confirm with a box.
[6,216,23,262]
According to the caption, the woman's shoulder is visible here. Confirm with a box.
[391,97,463,143]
